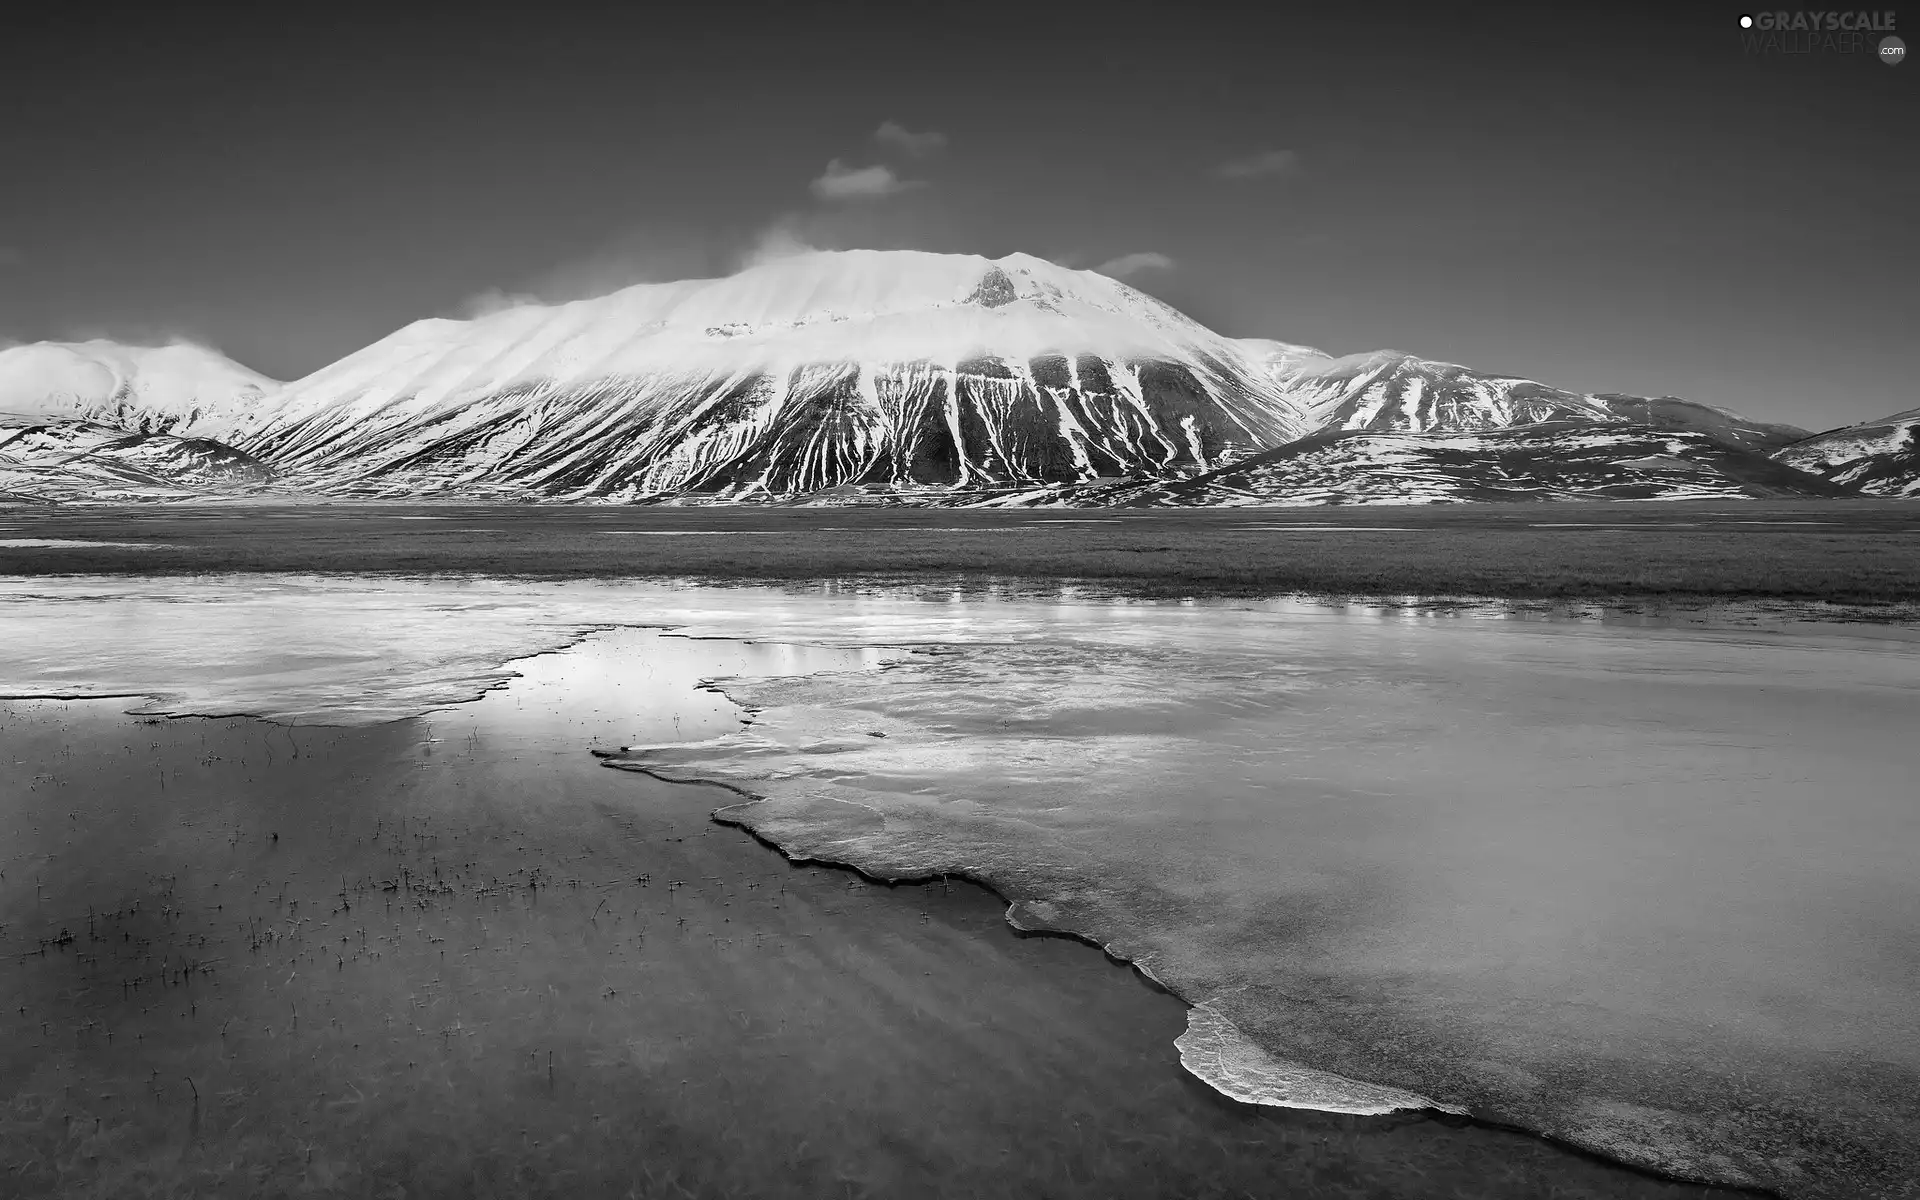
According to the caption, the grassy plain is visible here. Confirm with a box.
[0,498,1916,608]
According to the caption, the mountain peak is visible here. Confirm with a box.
[964,265,1020,308]
[438,250,1109,336]
[239,248,1309,500]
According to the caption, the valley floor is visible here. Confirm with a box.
[1,498,1917,614]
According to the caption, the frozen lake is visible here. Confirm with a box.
[1,575,1914,1197]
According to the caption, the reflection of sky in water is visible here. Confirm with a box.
[2,574,1916,1195]
[428,628,891,755]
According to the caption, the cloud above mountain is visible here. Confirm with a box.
[1211,149,1301,180]
[1095,252,1175,278]
[810,159,925,202]
[451,224,737,317]
[874,121,947,157]
[739,221,821,270]
[450,122,955,317]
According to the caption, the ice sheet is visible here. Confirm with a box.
[1,574,1915,1197]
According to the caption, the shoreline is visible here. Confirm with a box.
[682,776,1794,1195]
[0,689,1760,1200]
[698,794,1786,1195]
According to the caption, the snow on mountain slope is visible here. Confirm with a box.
[1252,348,1809,452]
[1772,408,1920,496]
[978,424,1856,508]
[0,415,274,504]
[0,340,279,436]
[237,251,1312,500]
[1273,349,1616,432]
[1234,337,1332,379]
[1585,394,1811,452]
[5,265,1845,509]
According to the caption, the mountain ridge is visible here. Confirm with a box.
[974,422,1859,508]
[0,251,1905,505]
[1262,347,1811,452]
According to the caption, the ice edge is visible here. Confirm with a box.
[682,780,1473,1124]
[609,660,1476,1125]
[1174,1002,1467,1117]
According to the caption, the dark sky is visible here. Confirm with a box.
[3,1,1914,428]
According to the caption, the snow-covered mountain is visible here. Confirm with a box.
[1259,348,1810,452]
[978,423,1855,508]
[0,340,279,436]
[0,257,1878,508]
[1772,408,1920,496]
[236,251,1312,500]
[0,415,274,504]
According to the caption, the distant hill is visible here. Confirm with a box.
[1249,346,1810,452]
[0,415,274,504]
[978,424,1856,507]
[1772,408,1920,496]
[0,339,278,436]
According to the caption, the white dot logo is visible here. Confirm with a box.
[1881,36,1907,65]
[1739,14,1754,28]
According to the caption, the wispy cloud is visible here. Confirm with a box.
[43,324,224,352]
[450,224,734,317]
[1094,251,1175,278]
[874,120,948,157]
[0,246,20,268]
[740,221,820,269]
[448,134,951,313]
[457,288,543,319]
[1210,149,1301,180]
[809,159,925,201]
